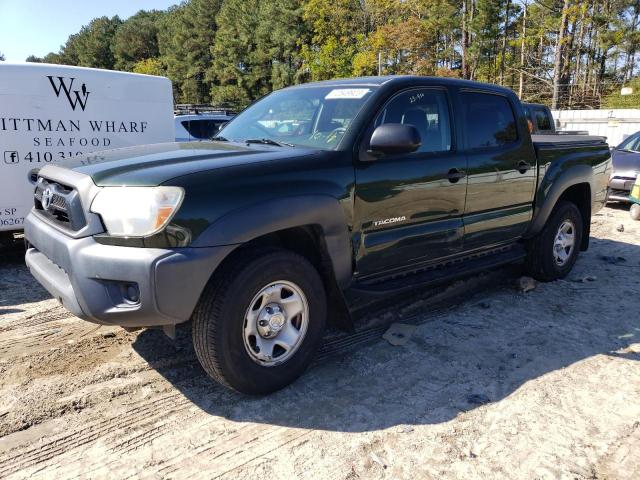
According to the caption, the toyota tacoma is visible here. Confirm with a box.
[24,76,612,394]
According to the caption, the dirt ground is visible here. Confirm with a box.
[1,205,639,480]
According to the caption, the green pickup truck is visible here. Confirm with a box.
[24,76,611,394]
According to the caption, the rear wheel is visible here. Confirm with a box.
[192,248,326,394]
[524,200,583,281]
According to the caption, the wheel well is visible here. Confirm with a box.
[558,183,591,250]
[242,225,326,271]
[216,225,354,330]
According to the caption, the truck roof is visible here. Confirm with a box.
[284,75,516,95]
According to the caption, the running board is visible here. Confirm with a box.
[348,244,526,298]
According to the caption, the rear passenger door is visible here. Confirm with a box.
[354,87,467,276]
[457,90,537,250]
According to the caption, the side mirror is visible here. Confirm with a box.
[369,124,421,155]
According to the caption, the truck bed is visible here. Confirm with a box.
[532,134,608,148]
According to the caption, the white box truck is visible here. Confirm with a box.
[0,63,175,245]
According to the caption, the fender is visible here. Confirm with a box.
[191,195,353,288]
[525,162,593,238]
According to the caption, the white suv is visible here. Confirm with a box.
[174,106,235,142]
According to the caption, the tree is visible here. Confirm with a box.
[25,55,43,62]
[19,0,640,109]
[71,16,122,69]
[551,0,571,109]
[157,0,222,103]
[208,0,306,107]
[0,52,5,61]
[602,77,640,108]
[132,58,166,76]
[112,10,164,71]
[301,0,367,80]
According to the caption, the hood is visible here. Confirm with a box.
[61,142,315,186]
[612,149,640,176]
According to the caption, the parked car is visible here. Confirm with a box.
[174,105,235,142]
[607,130,640,202]
[0,62,174,247]
[523,103,589,135]
[24,76,611,394]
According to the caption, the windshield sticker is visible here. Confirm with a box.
[325,88,370,100]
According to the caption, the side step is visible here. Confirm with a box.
[348,244,526,297]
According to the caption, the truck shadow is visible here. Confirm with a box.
[134,236,639,432]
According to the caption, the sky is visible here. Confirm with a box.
[0,0,179,62]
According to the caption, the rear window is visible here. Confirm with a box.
[181,119,226,139]
[462,92,518,149]
[533,107,552,131]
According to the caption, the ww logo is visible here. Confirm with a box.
[47,76,90,111]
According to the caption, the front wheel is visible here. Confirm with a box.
[524,200,584,281]
[192,249,327,395]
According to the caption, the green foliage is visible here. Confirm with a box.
[158,0,222,103]
[0,52,5,61]
[208,0,306,108]
[69,16,122,69]
[300,0,366,80]
[112,10,164,71]
[25,0,640,108]
[132,58,166,76]
[602,78,640,108]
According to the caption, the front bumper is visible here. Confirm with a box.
[607,175,637,202]
[24,213,236,327]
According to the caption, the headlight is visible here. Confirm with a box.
[90,186,184,237]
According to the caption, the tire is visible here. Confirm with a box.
[192,248,327,395]
[524,200,583,282]
[630,203,640,221]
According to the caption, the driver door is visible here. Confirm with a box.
[353,87,468,277]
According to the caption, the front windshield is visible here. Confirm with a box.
[218,86,377,150]
[617,133,640,152]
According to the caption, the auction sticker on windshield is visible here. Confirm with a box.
[325,88,371,99]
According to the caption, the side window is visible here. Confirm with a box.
[620,134,640,152]
[374,89,452,153]
[462,92,518,149]
[533,107,552,131]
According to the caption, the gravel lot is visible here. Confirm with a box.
[1,205,639,479]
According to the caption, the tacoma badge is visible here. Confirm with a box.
[373,216,406,227]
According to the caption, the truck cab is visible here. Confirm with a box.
[24,76,612,394]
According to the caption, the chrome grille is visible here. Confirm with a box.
[34,178,87,231]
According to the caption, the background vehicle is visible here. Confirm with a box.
[0,63,174,247]
[24,76,611,395]
[628,175,640,220]
[607,130,640,202]
[523,103,589,135]
[174,105,235,142]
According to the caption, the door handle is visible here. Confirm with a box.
[447,168,466,183]
[517,160,531,174]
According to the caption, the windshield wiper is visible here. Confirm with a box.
[244,138,294,147]
[210,135,228,141]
